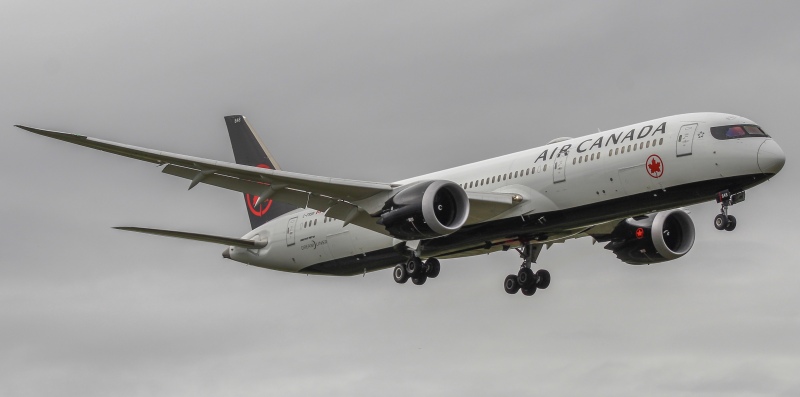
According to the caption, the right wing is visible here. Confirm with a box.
[15,125,524,234]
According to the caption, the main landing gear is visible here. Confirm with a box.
[714,190,745,232]
[504,243,550,297]
[393,257,440,286]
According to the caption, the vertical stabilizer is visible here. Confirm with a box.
[224,115,297,229]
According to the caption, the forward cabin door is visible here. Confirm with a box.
[553,154,567,183]
[676,123,698,157]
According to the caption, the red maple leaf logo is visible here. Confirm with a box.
[648,158,661,174]
[646,155,663,178]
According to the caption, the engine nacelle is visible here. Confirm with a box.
[603,209,696,265]
[377,180,470,240]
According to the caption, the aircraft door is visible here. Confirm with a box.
[676,123,698,157]
[553,155,567,183]
[286,217,297,246]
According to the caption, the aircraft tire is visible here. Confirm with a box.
[536,269,551,289]
[518,268,536,288]
[425,258,440,278]
[714,214,728,230]
[521,287,537,296]
[393,264,409,284]
[411,274,427,285]
[407,257,423,277]
[504,275,520,294]
[725,215,737,231]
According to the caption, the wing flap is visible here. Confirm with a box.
[465,191,519,224]
[162,164,389,234]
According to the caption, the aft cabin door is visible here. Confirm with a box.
[286,217,297,247]
[676,123,698,157]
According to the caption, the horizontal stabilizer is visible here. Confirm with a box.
[114,227,266,248]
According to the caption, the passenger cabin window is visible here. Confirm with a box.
[711,124,768,140]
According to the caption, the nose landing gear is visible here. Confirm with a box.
[714,190,745,231]
[504,243,551,297]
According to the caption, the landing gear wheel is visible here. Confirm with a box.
[521,287,537,296]
[406,257,423,277]
[714,214,728,230]
[535,269,551,289]
[504,275,520,294]
[425,258,440,278]
[517,268,536,288]
[393,264,409,284]
[725,215,737,231]
[411,273,428,285]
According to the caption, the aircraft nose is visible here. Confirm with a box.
[222,247,231,259]
[757,139,786,174]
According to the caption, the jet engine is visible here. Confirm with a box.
[603,209,695,265]
[377,180,470,240]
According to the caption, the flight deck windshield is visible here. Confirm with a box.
[710,124,769,140]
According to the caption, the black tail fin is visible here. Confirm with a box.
[224,115,297,229]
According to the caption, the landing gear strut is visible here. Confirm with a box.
[393,256,440,286]
[504,243,551,297]
[714,190,745,231]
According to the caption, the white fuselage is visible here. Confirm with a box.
[227,112,783,273]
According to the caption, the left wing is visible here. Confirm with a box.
[15,125,522,234]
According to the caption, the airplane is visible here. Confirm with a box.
[13,112,785,297]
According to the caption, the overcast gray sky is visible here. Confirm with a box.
[1,1,798,396]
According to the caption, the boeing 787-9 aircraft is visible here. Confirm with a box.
[14,112,785,297]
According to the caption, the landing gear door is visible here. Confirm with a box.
[676,123,698,157]
[553,155,566,183]
[286,217,297,246]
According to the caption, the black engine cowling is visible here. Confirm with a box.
[603,209,696,264]
[377,180,470,240]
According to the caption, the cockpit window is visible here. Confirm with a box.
[710,124,769,140]
[743,125,767,136]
